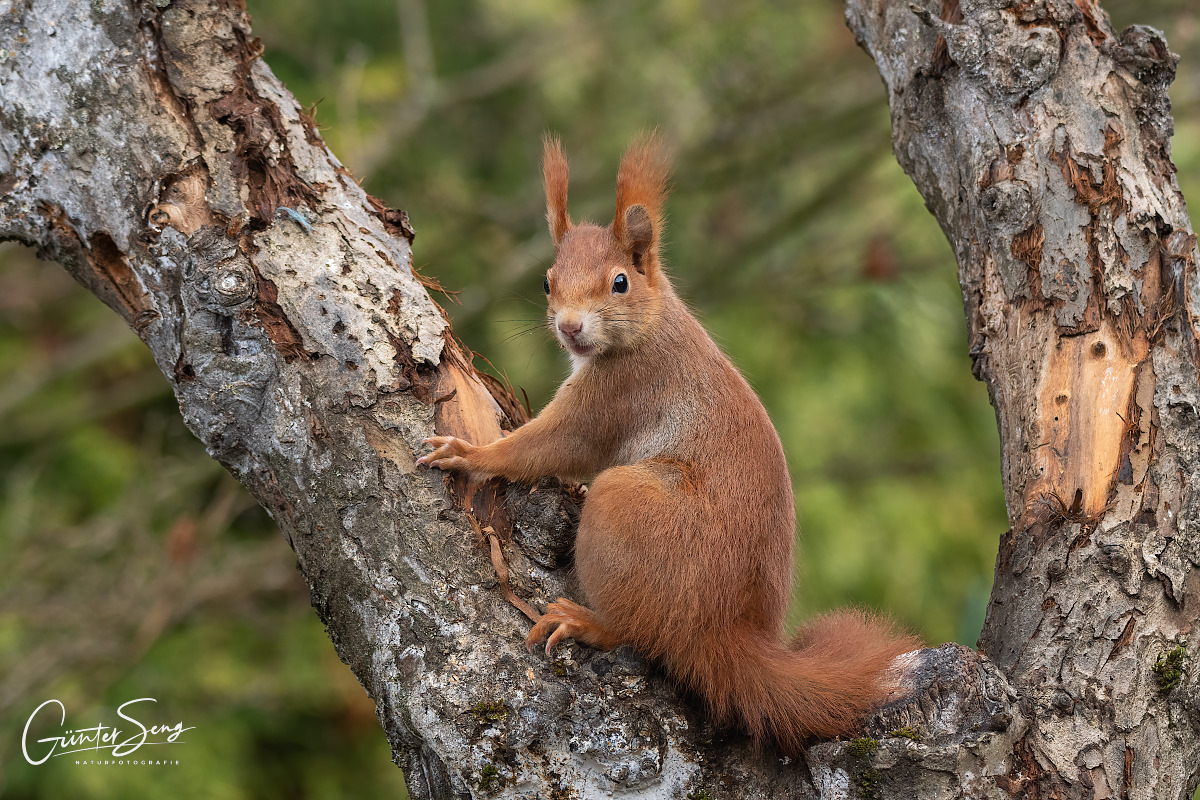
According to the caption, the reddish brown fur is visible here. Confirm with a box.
[612,131,670,273]
[420,137,919,753]
[543,135,573,245]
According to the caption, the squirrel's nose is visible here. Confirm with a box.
[557,318,583,338]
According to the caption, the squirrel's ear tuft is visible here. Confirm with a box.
[622,205,654,274]
[543,134,572,246]
[613,131,670,274]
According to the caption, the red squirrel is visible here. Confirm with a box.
[418,134,918,752]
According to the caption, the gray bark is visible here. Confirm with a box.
[0,0,1195,799]
[846,0,1200,797]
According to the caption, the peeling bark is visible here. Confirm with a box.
[0,1,815,796]
[2,0,1197,798]
[847,0,1200,797]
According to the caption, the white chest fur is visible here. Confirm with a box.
[615,393,698,464]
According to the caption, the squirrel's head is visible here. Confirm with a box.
[540,133,670,362]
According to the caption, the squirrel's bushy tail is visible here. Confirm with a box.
[679,610,918,752]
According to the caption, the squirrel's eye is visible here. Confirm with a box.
[543,276,550,295]
[612,273,629,294]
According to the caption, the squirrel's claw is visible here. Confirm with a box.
[525,613,555,653]
[544,625,572,655]
[525,597,606,656]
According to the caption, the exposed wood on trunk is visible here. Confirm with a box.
[846,0,1200,796]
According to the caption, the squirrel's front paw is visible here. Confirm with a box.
[417,436,477,471]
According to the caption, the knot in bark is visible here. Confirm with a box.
[981,180,1033,231]
[210,261,256,305]
[1050,689,1074,713]
[984,23,1059,96]
[1111,25,1179,86]
[146,166,211,237]
[183,228,257,311]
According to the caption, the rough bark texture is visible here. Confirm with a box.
[0,1,827,797]
[846,0,1200,798]
[1,0,1196,798]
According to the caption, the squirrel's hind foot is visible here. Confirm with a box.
[526,598,621,655]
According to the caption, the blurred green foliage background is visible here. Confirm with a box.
[1,0,1197,797]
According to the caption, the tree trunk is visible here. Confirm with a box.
[1,0,1196,798]
[845,0,1200,797]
